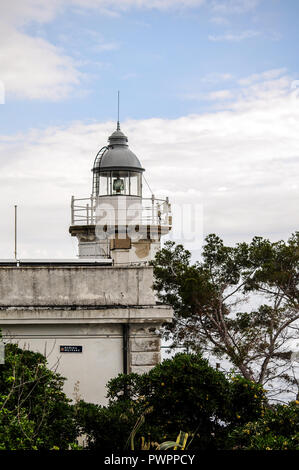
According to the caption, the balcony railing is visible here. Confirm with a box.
[70,195,172,228]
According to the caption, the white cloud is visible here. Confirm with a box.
[4,0,207,25]
[93,42,120,52]
[70,0,206,11]
[0,1,82,101]
[0,0,207,101]
[0,25,82,100]
[209,29,261,41]
[238,68,288,86]
[201,72,234,83]
[0,1,62,26]
[209,16,230,25]
[206,89,233,100]
[184,69,291,109]
[182,88,233,102]
[121,72,139,80]
[211,0,260,14]
[0,71,298,258]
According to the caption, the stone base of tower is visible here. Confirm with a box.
[69,224,171,264]
[110,239,162,265]
[0,263,172,404]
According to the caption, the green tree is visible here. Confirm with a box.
[229,401,299,450]
[151,233,299,398]
[0,343,78,450]
[77,353,265,451]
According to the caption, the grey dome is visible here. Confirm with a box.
[99,127,144,172]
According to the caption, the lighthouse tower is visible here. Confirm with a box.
[69,122,171,264]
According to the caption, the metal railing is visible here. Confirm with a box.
[71,195,172,227]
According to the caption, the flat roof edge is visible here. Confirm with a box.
[0,259,113,266]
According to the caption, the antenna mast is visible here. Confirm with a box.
[117,90,120,130]
[14,205,17,260]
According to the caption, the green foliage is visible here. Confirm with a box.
[75,399,143,452]
[229,401,299,450]
[127,405,154,450]
[228,375,266,426]
[151,233,299,392]
[0,343,78,450]
[157,431,189,450]
[77,353,266,451]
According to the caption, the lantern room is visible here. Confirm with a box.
[92,125,144,198]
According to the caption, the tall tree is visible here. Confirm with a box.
[152,232,299,399]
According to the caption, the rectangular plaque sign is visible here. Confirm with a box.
[60,345,83,353]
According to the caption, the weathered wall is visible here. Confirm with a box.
[3,322,165,403]
[0,265,156,306]
[0,265,173,404]
[4,323,123,404]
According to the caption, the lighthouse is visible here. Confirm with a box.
[69,122,172,264]
[0,118,173,404]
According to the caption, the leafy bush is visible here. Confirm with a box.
[229,401,299,450]
[77,353,266,451]
[228,375,266,426]
[0,343,78,450]
[75,400,140,452]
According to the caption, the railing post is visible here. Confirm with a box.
[90,195,94,224]
[71,196,74,225]
[87,204,90,225]
[151,194,155,224]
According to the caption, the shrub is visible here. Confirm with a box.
[78,353,266,451]
[229,401,299,450]
[0,343,78,450]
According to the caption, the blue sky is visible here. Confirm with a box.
[2,0,299,131]
[0,0,298,258]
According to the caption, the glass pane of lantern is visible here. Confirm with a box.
[99,172,109,196]
[123,171,129,194]
[130,172,141,196]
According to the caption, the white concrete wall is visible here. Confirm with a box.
[4,324,123,405]
[96,195,142,226]
[0,265,156,306]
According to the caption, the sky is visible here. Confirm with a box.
[0,0,298,259]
